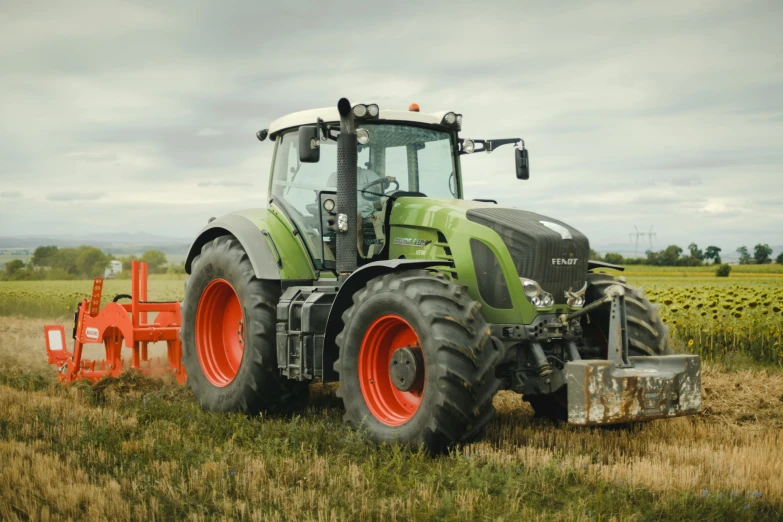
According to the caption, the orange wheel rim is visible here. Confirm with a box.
[195,279,244,387]
[358,314,425,426]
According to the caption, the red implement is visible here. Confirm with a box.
[44,261,186,384]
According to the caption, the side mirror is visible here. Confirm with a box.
[298,125,320,163]
[515,148,529,180]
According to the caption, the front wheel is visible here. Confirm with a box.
[334,270,502,451]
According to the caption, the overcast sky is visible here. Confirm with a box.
[1,0,781,253]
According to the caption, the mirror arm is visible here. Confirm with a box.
[485,138,523,153]
[459,138,524,155]
[316,118,328,141]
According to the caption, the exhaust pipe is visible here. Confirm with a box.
[336,98,357,278]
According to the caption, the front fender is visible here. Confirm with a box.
[321,259,447,382]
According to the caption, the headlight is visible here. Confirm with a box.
[352,103,380,119]
[356,128,370,145]
[521,278,540,298]
[337,213,348,232]
[520,278,554,309]
[462,139,475,154]
[353,104,367,118]
[443,112,457,125]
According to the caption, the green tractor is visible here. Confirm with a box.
[180,98,701,451]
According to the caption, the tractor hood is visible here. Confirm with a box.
[389,198,590,305]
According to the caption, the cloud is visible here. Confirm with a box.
[65,151,119,161]
[698,200,745,217]
[671,176,703,187]
[631,195,707,206]
[196,127,224,137]
[0,191,23,198]
[197,180,254,188]
[46,192,105,202]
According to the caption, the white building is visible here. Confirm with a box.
[104,260,123,279]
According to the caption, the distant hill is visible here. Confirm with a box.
[0,232,191,249]
[0,233,192,260]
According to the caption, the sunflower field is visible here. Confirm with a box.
[637,277,783,365]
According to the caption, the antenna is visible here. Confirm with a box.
[629,226,640,257]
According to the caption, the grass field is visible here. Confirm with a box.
[1,268,782,520]
[0,277,185,318]
[623,264,783,275]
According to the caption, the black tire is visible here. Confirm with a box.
[180,236,307,415]
[583,272,672,357]
[334,270,503,451]
[526,273,670,421]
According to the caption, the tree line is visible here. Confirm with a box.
[591,243,782,267]
[1,245,184,281]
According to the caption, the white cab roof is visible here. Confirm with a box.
[268,107,453,137]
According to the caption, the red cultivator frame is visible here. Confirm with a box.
[44,261,186,384]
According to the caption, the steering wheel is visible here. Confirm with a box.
[360,177,399,201]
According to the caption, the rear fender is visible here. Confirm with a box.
[321,259,446,382]
[185,208,316,281]
[587,260,625,272]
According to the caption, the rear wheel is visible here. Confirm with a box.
[180,236,307,414]
[334,270,503,451]
[526,272,671,421]
[195,279,244,386]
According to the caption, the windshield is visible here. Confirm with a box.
[270,123,459,268]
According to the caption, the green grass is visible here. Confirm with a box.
[0,278,184,318]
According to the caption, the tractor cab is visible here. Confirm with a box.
[265,105,473,271]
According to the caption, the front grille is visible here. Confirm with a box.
[470,238,512,309]
[467,208,589,304]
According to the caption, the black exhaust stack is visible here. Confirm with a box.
[336,98,357,278]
